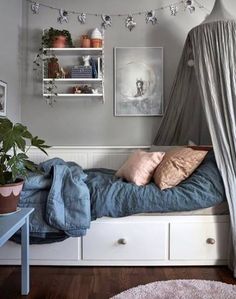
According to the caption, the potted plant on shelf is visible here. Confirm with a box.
[42,27,74,49]
[0,118,50,214]
[33,27,73,71]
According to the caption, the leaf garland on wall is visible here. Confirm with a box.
[28,0,209,31]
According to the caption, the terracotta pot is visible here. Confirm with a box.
[91,39,102,48]
[52,35,67,48]
[0,180,24,214]
[81,35,91,48]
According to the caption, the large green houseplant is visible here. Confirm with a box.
[0,118,49,214]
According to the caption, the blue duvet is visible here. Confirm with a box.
[86,151,225,219]
[17,151,225,243]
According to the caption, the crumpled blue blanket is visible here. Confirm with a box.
[16,151,225,244]
[18,158,90,240]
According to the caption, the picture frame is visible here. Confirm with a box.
[114,47,163,117]
[0,80,7,117]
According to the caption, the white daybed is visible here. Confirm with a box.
[0,146,230,266]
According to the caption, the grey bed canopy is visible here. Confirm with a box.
[154,0,236,275]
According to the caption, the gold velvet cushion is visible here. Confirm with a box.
[116,150,165,186]
[153,147,208,190]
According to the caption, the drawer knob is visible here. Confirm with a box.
[118,238,127,245]
[206,238,216,245]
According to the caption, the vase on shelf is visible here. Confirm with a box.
[48,57,60,78]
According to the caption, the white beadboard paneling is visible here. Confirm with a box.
[27,146,149,170]
[87,153,130,169]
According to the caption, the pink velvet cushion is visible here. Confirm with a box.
[116,150,165,186]
[153,147,208,190]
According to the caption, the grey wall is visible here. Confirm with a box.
[0,0,22,122]
[21,0,232,146]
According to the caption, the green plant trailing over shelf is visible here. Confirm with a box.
[42,27,73,48]
[44,79,58,106]
[0,118,50,185]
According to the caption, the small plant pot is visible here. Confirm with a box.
[0,180,24,214]
[91,39,102,48]
[52,35,67,48]
[81,35,91,48]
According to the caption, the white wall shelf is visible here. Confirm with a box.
[43,48,103,56]
[43,93,103,97]
[42,34,105,103]
[43,78,103,82]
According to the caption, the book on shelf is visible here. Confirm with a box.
[91,57,103,79]
[97,57,103,79]
[71,66,93,78]
[67,57,103,79]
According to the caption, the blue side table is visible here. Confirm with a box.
[0,208,34,295]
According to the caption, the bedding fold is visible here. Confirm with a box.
[15,158,90,243]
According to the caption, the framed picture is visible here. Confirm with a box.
[0,80,7,117]
[114,47,163,116]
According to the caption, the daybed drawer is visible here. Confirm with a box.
[170,222,229,260]
[83,221,168,260]
[0,237,81,261]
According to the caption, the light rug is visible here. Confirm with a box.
[111,279,236,299]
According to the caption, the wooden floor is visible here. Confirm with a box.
[0,266,236,299]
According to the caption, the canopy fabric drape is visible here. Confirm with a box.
[153,20,236,275]
[153,36,211,146]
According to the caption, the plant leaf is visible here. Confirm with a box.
[15,137,26,152]
[0,117,49,183]
[31,136,50,155]
[24,160,39,173]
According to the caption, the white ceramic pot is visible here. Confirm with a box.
[90,28,102,40]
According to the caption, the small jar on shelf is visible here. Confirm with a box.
[81,35,91,48]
